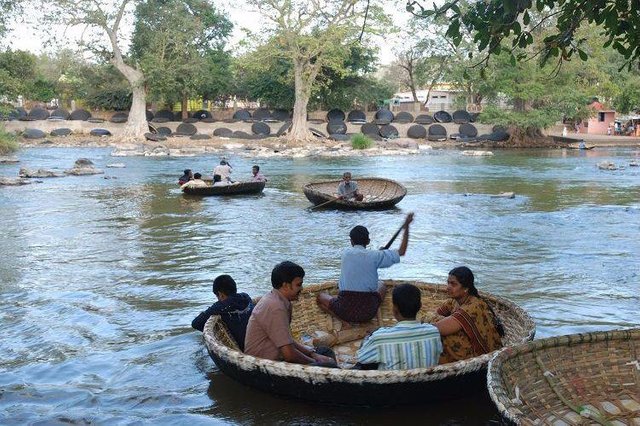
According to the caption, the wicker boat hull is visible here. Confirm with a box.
[487,328,640,425]
[303,178,406,210]
[203,280,535,406]
[182,181,265,196]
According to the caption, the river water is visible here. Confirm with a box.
[1,147,639,424]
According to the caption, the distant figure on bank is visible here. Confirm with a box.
[244,261,337,366]
[251,165,267,182]
[212,174,229,187]
[607,125,612,136]
[316,213,414,324]
[356,284,442,370]
[434,266,503,364]
[337,172,364,201]
[181,172,208,189]
[562,126,567,137]
[578,140,586,149]
[191,275,254,351]
[213,160,233,183]
[179,169,193,186]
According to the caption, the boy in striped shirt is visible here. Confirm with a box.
[356,284,442,370]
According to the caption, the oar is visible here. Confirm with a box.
[308,196,341,211]
[382,222,406,249]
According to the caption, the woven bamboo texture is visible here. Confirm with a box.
[487,328,640,425]
[203,280,535,385]
[182,180,265,196]
[302,178,406,210]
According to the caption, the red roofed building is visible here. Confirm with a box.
[577,100,615,135]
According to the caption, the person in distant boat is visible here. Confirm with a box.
[434,266,504,364]
[251,165,267,182]
[181,172,208,189]
[578,140,586,149]
[191,275,254,351]
[179,169,193,186]
[316,213,414,325]
[213,159,233,183]
[212,174,229,187]
[244,261,337,366]
[355,283,442,370]
[337,172,364,201]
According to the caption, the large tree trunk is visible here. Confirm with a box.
[287,59,318,142]
[115,63,148,141]
[181,94,189,120]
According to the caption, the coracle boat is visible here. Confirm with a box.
[303,178,406,210]
[488,328,640,425]
[203,280,535,406]
[182,181,265,196]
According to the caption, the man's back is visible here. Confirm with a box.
[339,246,400,292]
[356,321,442,370]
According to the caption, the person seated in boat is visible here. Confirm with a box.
[212,174,230,187]
[244,261,337,366]
[178,169,193,186]
[355,284,442,370]
[337,172,364,201]
[316,213,414,325]
[181,172,208,189]
[191,274,254,351]
[213,159,233,183]
[434,266,504,364]
[251,165,267,182]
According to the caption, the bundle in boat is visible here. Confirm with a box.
[488,328,640,425]
[303,178,406,210]
[203,280,535,406]
[182,181,265,196]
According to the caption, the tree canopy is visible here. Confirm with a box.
[407,0,640,70]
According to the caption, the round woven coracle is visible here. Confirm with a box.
[374,108,394,124]
[213,127,233,137]
[276,121,292,136]
[50,108,70,120]
[428,124,447,141]
[272,109,291,121]
[192,110,212,120]
[407,124,427,139]
[379,124,399,139]
[347,110,366,122]
[157,127,172,136]
[327,108,346,122]
[51,128,72,137]
[23,128,46,139]
[182,180,265,196]
[69,109,91,121]
[27,108,49,121]
[452,110,471,124]
[304,177,406,210]
[176,123,197,136]
[434,110,452,123]
[90,128,111,137]
[393,111,414,124]
[327,121,347,135]
[203,280,535,406]
[459,123,478,138]
[361,122,379,136]
[110,112,128,123]
[232,109,252,121]
[252,108,271,121]
[251,122,271,136]
[488,328,640,425]
[414,114,434,125]
[154,110,175,121]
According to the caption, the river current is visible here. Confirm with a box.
[1,147,639,424]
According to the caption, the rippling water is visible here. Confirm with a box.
[1,147,639,424]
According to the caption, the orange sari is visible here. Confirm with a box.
[437,296,502,364]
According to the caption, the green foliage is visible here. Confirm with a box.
[0,50,37,100]
[132,0,233,106]
[613,76,640,114]
[409,0,640,69]
[478,105,558,131]
[351,133,374,149]
[0,123,18,155]
[0,0,22,38]
[85,88,132,111]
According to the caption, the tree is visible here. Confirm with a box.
[0,0,23,39]
[247,0,388,141]
[131,0,232,116]
[407,0,640,69]
[45,0,148,140]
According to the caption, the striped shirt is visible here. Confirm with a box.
[356,321,442,370]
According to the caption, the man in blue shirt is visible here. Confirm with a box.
[337,172,364,201]
[316,213,414,324]
[356,283,442,370]
[192,275,254,351]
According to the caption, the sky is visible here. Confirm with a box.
[5,0,413,65]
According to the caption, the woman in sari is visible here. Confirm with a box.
[435,266,504,364]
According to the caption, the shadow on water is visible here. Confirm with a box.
[201,371,500,425]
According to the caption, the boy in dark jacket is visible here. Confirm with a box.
[192,275,254,351]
